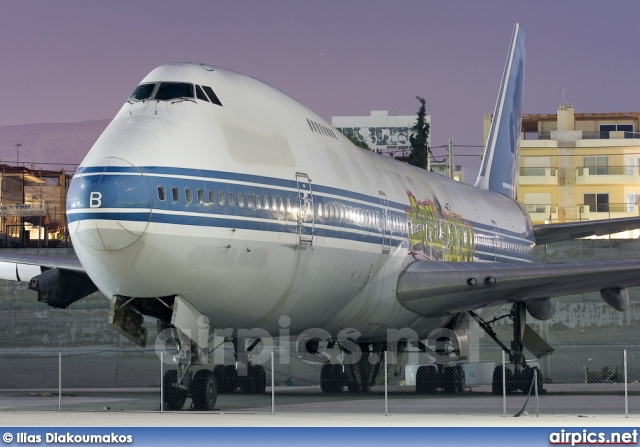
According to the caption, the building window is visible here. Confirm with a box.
[584,193,609,213]
[583,156,609,175]
[600,124,635,139]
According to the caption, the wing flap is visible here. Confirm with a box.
[397,260,640,317]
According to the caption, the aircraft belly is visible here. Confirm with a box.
[75,221,388,332]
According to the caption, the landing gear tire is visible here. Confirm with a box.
[249,364,266,394]
[223,365,238,393]
[191,369,217,411]
[320,364,344,394]
[163,370,186,411]
[491,366,502,395]
[448,365,465,394]
[213,365,226,394]
[416,366,437,395]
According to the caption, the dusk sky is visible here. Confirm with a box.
[2,1,640,176]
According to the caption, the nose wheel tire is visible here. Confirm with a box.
[191,369,217,411]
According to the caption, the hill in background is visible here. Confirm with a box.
[0,119,110,172]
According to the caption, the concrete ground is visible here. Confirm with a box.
[0,411,637,427]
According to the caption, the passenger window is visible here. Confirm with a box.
[286,198,292,213]
[238,193,245,208]
[256,195,262,209]
[172,187,180,202]
[202,86,223,106]
[317,204,323,217]
[247,194,254,209]
[279,198,284,212]
[157,186,166,201]
[229,192,236,207]
[197,189,204,204]
[263,195,269,210]
[196,85,209,102]
[208,190,215,204]
[219,190,226,206]
[185,188,193,204]
[273,197,278,211]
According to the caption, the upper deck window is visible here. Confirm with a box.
[155,82,194,101]
[129,83,155,101]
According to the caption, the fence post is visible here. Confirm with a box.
[624,350,628,418]
[58,352,61,412]
[384,351,388,416]
[160,352,164,414]
[534,368,539,417]
[502,351,506,417]
[271,352,275,415]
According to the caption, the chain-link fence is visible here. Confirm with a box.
[0,346,638,416]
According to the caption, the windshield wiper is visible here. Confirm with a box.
[171,97,197,104]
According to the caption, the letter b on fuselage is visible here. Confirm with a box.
[90,192,102,208]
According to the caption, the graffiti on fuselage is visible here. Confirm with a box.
[405,191,475,262]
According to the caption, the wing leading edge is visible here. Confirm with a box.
[396,260,640,317]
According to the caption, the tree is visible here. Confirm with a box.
[347,134,370,150]
[408,96,430,169]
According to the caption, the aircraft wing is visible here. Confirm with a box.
[0,253,96,309]
[397,260,640,317]
[534,217,640,244]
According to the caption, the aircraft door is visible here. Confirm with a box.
[296,172,314,245]
[379,191,391,254]
[492,219,501,262]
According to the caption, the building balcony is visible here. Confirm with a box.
[524,204,558,223]
[576,166,640,184]
[577,203,640,221]
[519,167,558,185]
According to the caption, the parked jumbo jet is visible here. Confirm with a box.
[2,24,640,410]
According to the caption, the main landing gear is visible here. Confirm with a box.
[319,342,384,394]
[468,302,546,395]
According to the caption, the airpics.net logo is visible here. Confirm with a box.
[549,429,638,446]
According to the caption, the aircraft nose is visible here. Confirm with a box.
[66,157,153,251]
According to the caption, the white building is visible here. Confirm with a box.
[332,110,431,159]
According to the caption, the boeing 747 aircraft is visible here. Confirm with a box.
[2,24,640,410]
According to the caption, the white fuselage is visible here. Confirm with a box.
[66,63,535,340]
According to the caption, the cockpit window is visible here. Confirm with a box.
[155,82,194,101]
[202,86,223,106]
[129,83,155,101]
[195,85,209,102]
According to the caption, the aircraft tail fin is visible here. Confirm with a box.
[474,24,526,200]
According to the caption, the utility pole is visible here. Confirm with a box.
[448,138,454,179]
[14,143,21,166]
